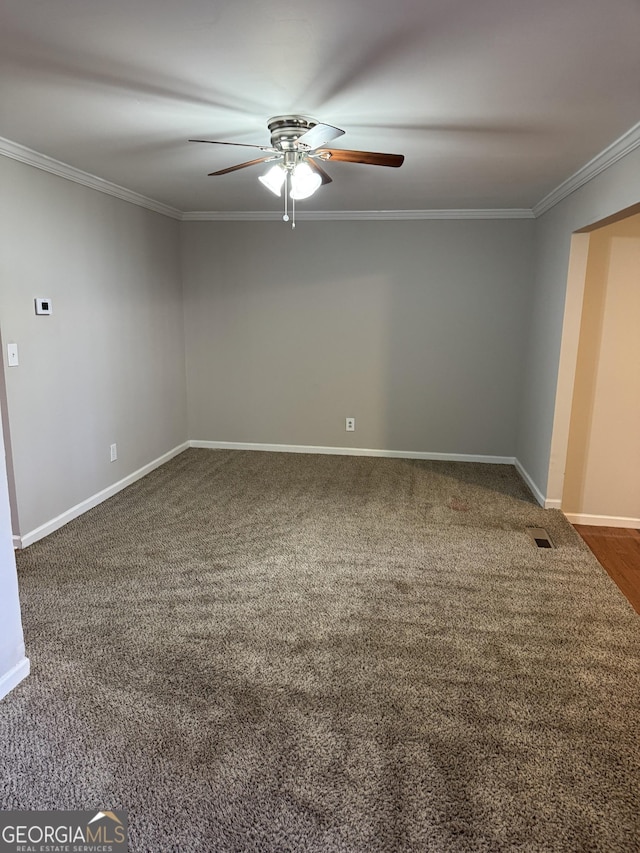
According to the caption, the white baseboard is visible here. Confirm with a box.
[190,440,516,466]
[563,512,640,528]
[16,442,189,548]
[513,458,551,507]
[0,656,30,701]
[543,497,562,510]
[12,443,563,550]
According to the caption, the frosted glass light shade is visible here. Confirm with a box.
[259,164,286,196]
[290,162,321,200]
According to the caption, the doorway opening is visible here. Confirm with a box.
[547,201,640,528]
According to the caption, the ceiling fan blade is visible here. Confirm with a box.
[190,139,275,153]
[208,156,280,176]
[317,148,404,168]
[306,158,333,185]
[296,122,345,151]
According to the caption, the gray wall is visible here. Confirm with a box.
[182,219,534,457]
[516,145,640,499]
[0,157,188,537]
[0,413,28,698]
[4,134,638,541]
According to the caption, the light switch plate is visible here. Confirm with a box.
[7,343,19,367]
[35,298,52,315]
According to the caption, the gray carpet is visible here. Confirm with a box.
[1,449,639,852]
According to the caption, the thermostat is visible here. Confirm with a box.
[35,298,52,315]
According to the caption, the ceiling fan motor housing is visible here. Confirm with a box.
[267,115,317,151]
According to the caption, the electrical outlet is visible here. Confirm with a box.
[110,443,117,462]
[345,417,355,432]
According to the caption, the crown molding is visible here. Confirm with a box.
[5,136,528,221]
[0,136,182,220]
[0,138,532,221]
[181,208,535,221]
[4,122,639,223]
[182,210,284,221]
[533,121,640,217]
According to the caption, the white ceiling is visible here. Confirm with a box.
[1,0,639,215]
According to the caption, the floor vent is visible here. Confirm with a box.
[526,527,554,549]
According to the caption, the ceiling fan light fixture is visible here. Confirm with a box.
[258,164,286,196]
[193,116,404,226]
[290,161,322,200]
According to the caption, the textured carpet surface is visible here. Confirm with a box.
[1,449,639,852]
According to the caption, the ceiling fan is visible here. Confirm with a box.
[189,115,404,226]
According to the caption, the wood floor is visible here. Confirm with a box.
[574,525,640,615]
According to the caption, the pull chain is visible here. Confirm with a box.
[283,172,289,223]
[281,170,297,229]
